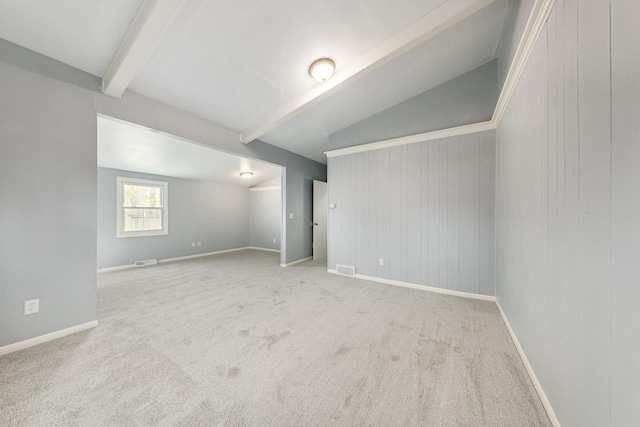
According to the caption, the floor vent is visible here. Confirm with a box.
[336,264,356,277]
[135,259,158,267]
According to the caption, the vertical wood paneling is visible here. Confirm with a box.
[478,132,496,295]
[576,1,611,424]
[400,146,409,281]
[562,1,581,422]
[439,140,449,289]
[328,131,495,296]
[355,152,367,273]
[478,132,495,296]
[447,138,460,291]
[367,150,378,275]
[336,156,346,269]
[338,156,347,266]
[459,134,480,294]
[545,4,564,416]
[377,149,390,279]
[496,0,616,425]
[349,154,358,268]
[408,143,422,284]
[550,1,571,418]
[427,141,440,286]
[344,155,356,268]
[611,2,640,425]
[389,147,404,281]
[335,155,345,267]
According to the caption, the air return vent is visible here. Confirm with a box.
[135,259,158,267]
[336,264,356,277]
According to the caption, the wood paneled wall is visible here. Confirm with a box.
[328,130,495,296]
[610,2,640,425]
[328,1,639,424]
[495,0,623,425]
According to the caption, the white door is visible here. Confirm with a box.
[313,180,328,261]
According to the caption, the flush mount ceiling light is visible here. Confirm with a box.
[309,58,336,83]
[239,171,254,180]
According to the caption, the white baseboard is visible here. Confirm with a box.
[496,300,560,427]
[0,320,99,357]
[326,270,557,425]
[97,247,251,273]
[249,246,281,253]
[96,264,136,273]
[157,247,250,264]
[327,270,496,302]
[280,256,313,268]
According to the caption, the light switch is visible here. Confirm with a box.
[289,213,294,219]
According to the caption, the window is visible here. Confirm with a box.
[116,177,168,238]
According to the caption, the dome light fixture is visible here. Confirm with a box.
[239,171,253,180]
[309,58,336,83]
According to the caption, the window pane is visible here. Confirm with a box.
[123,184,162,208]
[124,208,162,232]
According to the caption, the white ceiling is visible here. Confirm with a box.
[0,0,142,77]
[129,0,449,132]
[97,116,282,187]
[260,0,509,163]
[0,0,511,164]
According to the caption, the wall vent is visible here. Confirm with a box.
[336,264,356,277]
[135,259,158,267]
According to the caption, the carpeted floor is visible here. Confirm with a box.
[0,249,551,426]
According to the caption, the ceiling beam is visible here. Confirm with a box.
[102,0,186,98]
[240,0,496,144]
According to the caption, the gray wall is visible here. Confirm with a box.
[328,60,498,150]
[98,168,250,269]
[328,130,495,296]
[496,0,535,90]
[0,38,325,348]
[0,54,97,347]
[611,2,640,425]
[249,189,282,251]
[495,0,638,425]
[93,94,325,268]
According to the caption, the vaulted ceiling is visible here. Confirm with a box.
[0,0,510,164]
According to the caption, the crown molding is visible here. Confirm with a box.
[325,120,494,158]
[492,0,556,125]
[323,0,556,159]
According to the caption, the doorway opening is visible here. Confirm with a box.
[96,114,285,271]
[313,180,328,264]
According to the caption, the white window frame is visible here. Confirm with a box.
[116,176,169,238]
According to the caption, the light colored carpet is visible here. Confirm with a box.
[0,250,550,426]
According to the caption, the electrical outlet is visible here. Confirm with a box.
[289,213,294,219]
[379,258,384,266]
[191,242,195,247]
[273,238,277,243]
[24,299,39,315]
[197,241,201,247]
